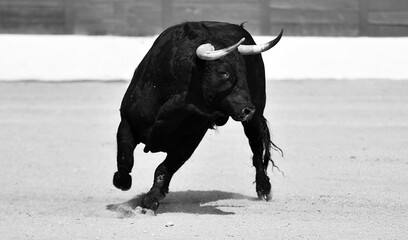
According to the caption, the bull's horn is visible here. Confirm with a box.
[196,38,245,61]
[238,29,283,55]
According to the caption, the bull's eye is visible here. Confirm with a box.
[218,71,229,80]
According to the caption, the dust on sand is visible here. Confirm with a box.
[0,80,407,239]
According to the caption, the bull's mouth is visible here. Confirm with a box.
[232,114,252,122]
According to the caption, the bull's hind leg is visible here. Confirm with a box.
[140,126,209,211]
[113,118,138,191]
[242,114,280,201]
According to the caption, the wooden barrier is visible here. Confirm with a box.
[1,0,408,36]
[0,0,67,34]
[366,0,408,36]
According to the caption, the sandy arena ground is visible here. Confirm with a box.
[0,80,407,239]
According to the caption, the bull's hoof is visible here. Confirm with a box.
[140,190,164,211]
[257,191,272,201]
[113,171,132,191]
[256,176,272,201]
[140,194,160,211]
[135,206,156,216]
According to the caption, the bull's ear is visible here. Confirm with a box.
[196,38,245,60]
[238,29,283,55]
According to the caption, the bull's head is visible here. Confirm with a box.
[195,30,283,122]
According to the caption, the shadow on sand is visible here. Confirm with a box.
[107,190,256,216]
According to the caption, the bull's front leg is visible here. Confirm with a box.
[243,114,280,201]
[138,154,184,212]
[113,118,138,191]
[140,125,209,212]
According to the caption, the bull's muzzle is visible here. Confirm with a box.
[234,106,255,122]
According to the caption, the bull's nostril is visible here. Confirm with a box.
[243,108,253,116]
[235,107,255,122]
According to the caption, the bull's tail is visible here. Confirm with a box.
[261,117,283,173]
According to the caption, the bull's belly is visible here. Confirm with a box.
[143,129,192,153]
[142,116,211,153]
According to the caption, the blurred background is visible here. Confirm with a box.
[1,0,408,37]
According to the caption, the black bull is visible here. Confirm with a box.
[113,21,283,211]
